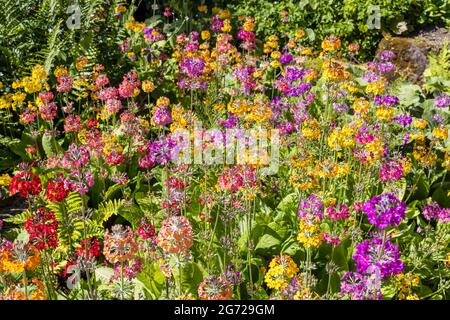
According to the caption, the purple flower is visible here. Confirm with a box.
[423,200,450,223]
[340,272,382,300]
[374,95,399,106]
[393,114,412,127]
[181,57,205,78]
[363,193,406,229]
[434,92,450,109]
[283,66,306,82]
[432,113,444,124]
[376,62,395,73]
[280,53,293,65]
[380,160,403,182]
[379,50,395,61]
[353,237,404,279]
[298,194,324,219]
[218,113,238,129]
[63,144,90,170]
[153,105,172,126]
[210,15,223,31]
[278,121,296,134]
[333,102,349,112]
[402,133,410,146]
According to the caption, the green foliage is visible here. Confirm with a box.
[226,0,450,59]
[0,0,130,85]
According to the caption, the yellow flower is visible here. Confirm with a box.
[75,56,89,71]
[221,20,232,33]
[413,118,428,129]
[198,4,207,12]
[322,60,345,81]
[219,9,230,20]
[142,80,155,93]
[366,79,385,95]
[293,287,320,300]
[156,96,170,106]
[270,60,281,69]
[321,36,341,51]
[31,64,46,80]
[300,48,313,55]
[353,98,370,115]
[375,106,394,121]
[115,5,127,13]
[304,70,318,82]
[54,65,68,78]
[271,51,281,60]
[366,137,384,162]
[297,216,323,248]
[301,119,320,140]
[432,126,448,140]
[201,30,211,41]
[243,17,255,32]
[0,173,12,187]
[265,255,299,290]
[295,29,306,39]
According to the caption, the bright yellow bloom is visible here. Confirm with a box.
[221,20,232,33]
[54,65,68,77]
[31,64,46,80]
[375,106,395,121]
[353,98,370,114]
[321,36,341,51]
[295,29,306,39]
[297,215,323,248]
[142,80,155,93]
[0,173,12,187]
[413,119,428,129]
[366,79,385,95]
[432,126,448,140]
[156,96,170,106]
[265,255,299,290]
[201,30,211,41]
[115,5,127,13]
[301,119,320,140]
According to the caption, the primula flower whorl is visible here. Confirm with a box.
[156,216,193,255]
[198,275,233,300]
[264,255,299,290]
[103,225,138,264]
[362,193,406,229]
[9,171,42,198]
[24,208,58,250]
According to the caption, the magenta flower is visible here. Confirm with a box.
[363,193,406,229]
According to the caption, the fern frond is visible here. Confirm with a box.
[93,199,124,223]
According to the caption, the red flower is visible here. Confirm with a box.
[24,208,58,250]
[9,172,42,198]
[76,237,102,259]
[46,177,71,202]
[137,223,155,240]
[105,152,125,166]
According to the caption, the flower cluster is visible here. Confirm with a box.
[24,208,59,250]
[362,193,406,229]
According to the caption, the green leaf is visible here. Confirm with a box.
[42,133,63,157]
[255,233,281,254]
[397,83,421,107]
[276,192,297,212]
[3,209,31,224]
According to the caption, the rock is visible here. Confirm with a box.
[376,27,450,84]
